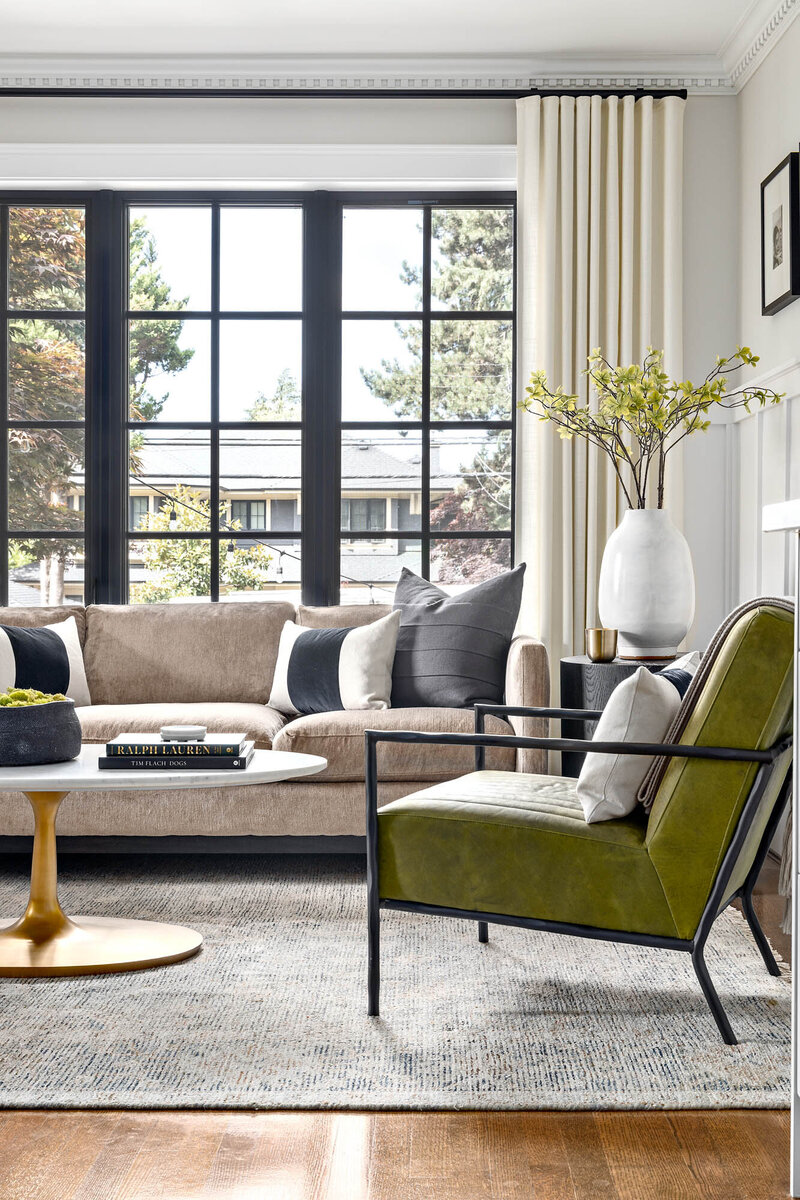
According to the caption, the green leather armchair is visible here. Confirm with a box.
[366,602,794,1045]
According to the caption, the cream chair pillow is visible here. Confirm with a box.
[576,653,701,824]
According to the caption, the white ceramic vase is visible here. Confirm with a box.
[597,508,695,660]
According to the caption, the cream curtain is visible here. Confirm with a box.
[515,94,685,679]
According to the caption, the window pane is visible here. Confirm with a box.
[8,207,86,311]
[430,319,512,420]
[430,537,511,589]
[8,538,84,607]
[128,207,211,311]
[219,430,301,533]
[219,538,293,602]
[8,319,85,420]
[342,320,421,421]
[128,539,211,604]
[128,430,211,531]
[431,208,513,312]
[9,428,84,531]
[220,208,302,312]
[129,319,211,422]
[219,321,302,421]
[342,432,421,533]
[340,542,421,605]
[430,429,511,532]
[342,208,423,312]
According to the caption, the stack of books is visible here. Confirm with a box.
[98,733,254,771]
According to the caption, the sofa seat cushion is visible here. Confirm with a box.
[77,702,287,750]
[272,709,516,783]
[377,771,679,938]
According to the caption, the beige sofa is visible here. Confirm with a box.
[0,601,549,840]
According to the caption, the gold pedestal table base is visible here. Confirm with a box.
[0,790,202,977]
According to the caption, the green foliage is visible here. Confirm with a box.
[8,208,196,596]
[0,688,67,707]
[128,218,195,421]
[522,347,784,509]
[245,368,301,421]
[129,485,273,603]
[360,209,513,581]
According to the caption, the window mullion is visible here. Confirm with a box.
[302,191,342,605]
[210,203,221,602]
[421,204,432,580]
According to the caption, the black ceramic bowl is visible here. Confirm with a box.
[0,698,82,767]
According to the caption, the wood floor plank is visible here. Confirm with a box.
[558,1113,620,1200]
[197,1114,263,1199]
[110,1112,225,1200]
[70,1114,157,1200]
[696,1111,789,1200]
[0,1111,120,1200]
[595,1111,720,1199]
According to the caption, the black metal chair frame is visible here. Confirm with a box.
[365,703,793,1045]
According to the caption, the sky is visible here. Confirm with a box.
[130,204,426,425]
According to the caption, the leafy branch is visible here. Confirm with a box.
[521,346,783,509]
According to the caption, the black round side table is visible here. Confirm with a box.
[559,655,684,777]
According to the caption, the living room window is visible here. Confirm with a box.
[0,190,514,608]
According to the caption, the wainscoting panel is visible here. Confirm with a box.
[734,358,800,604]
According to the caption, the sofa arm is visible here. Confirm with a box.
[504,635,550,774]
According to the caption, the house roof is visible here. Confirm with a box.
[87,434,459,494]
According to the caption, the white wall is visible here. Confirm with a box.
[734,17,800,605]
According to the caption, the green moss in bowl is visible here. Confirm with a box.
[0,688,68,707]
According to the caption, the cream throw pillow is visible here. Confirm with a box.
[576,653,701,824]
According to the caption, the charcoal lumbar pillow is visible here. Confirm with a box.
[391,564,526,708]
[576,651,701,824]
[0,616,91,707]
[268,610,401,717]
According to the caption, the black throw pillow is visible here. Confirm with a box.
[391,564,526,708]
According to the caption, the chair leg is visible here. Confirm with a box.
[478,921,489,944]
[692,944,737,1045]
[367,899,380,1017]
[741,887,781,977]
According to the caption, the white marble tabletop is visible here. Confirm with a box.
[0,745,327,792]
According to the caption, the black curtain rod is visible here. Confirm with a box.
[0,86,688,101]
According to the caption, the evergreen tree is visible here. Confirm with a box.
[360,209,513,580]
[245,368,301,421]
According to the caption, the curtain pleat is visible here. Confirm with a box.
[515,94,685,690]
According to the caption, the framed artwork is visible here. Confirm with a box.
[761,151,800,316]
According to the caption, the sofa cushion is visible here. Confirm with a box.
[0,606,86,645]
[84,601,295,705]
[78,702,287,750]
[272,708,516,782]
[298,604,392,628]
[378,771,678,938]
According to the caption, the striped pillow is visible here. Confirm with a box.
[268,611,401,717]
[0,616,91,706]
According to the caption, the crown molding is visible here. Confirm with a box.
[0,6,796,100]
[720,0,799,90]
[0,142,517,189]
[0,52,732,95]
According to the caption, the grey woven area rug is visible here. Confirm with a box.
[0,854,790,1110]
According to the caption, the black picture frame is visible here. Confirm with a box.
[761,151,800,316]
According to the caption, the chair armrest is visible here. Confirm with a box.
[473,704,604,771]
[364,729,792,813]
[503,636,550,773]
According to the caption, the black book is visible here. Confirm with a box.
[105,733,247,757]
[99,743,255,770]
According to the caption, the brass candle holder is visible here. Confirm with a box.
[585,628,618,663]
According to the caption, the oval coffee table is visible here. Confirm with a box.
[0,744,326,977]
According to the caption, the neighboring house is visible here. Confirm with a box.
[11,435,458,604]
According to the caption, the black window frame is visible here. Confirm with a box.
[0,188,515,608]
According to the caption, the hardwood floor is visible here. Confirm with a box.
[0,856,791,1200]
